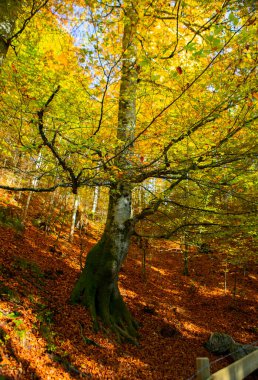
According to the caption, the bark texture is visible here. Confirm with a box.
[71,183,138,342]
[71,3,139,342]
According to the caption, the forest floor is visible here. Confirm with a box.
[0,192,257,380]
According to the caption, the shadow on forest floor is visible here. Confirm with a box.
[0,215,257,379]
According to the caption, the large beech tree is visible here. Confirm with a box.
[0,0,257,342]
[70,2,140,341]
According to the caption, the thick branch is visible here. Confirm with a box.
[133,175,186,222]
[136,222,238,240]
[0,183,71,192]
[37,86,79,194]
[166,200,257,216]
[11,0,50,41]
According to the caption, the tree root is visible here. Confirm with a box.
[93,294,139,345]
[72,280,139,345]
[79,322,103,348]
[70,240,139,344]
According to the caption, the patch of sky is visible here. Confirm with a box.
[56,4,121,90]
[207,85,216,93]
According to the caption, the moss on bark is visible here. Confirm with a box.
[71,234,139,344]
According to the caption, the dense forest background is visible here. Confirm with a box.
[0,0,257,378]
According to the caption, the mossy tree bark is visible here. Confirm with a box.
[71,2,139,343]
[71,183,138,342]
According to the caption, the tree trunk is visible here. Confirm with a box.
[69,193,80,242]
[71,183,138,342]
[23,152,42,221]
[71,2,139,343]
[91,186,99,219]
[0,0,20,66]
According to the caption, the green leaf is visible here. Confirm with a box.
[192,49,207,58]
[228,12,239,26]
[185,42,197,52]
[138,57,150,67]
[7,311,21,318]
[206,35,221,48]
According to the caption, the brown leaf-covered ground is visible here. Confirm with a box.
[0,194,257,379]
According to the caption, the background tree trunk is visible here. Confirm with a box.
[69,193,80,242]
[91,186,99,219]
[71,2,139,342]
[23,152,42,221]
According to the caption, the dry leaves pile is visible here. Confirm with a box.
[0,200,257,379]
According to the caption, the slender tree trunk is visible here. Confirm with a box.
[139,237,148,281]
[71,2,139,343]
[23,152,42,221]
[224,258,228,293]
[91,186,99,219]
[69,193,80,242]
[183,242,189,276]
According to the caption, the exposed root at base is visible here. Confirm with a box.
[91,303,139,345]
[72,284,139,345]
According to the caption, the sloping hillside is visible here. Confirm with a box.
[0,194,257,379]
